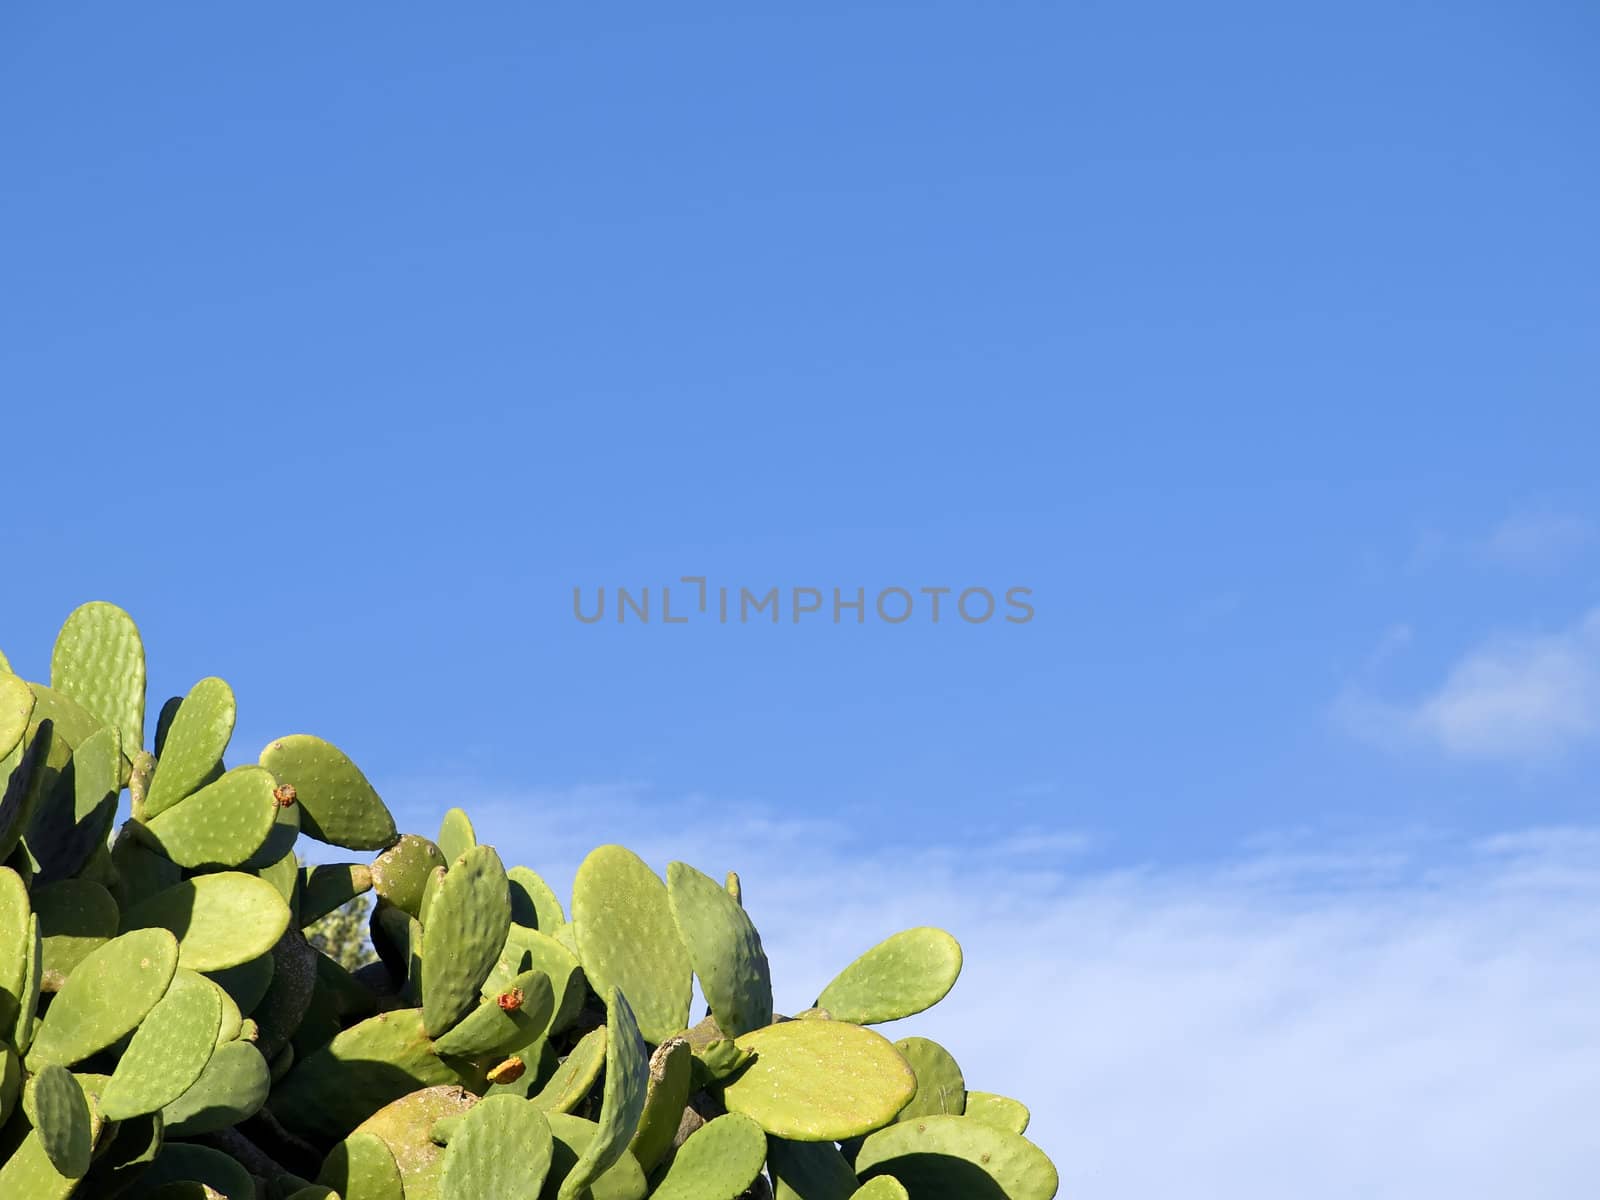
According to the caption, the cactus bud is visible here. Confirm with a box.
[486,1055,525,1085]
[496,987,524,1013]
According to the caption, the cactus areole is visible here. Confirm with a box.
[0,602,1059,1198]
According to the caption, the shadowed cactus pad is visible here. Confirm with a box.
[855,1114,1060,1200]
[0,602,1057,1198]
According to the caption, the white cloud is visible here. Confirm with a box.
[383,781,1600,1199]
[1339,610,1600,761]
[1477,512,1594,571]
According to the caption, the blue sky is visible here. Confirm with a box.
[3,3,1599,1193]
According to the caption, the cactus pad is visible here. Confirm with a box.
[649,1112,767,1200]
[29,1064,93,1178]
[558,986,649,1200]
[0,672,35,763]
[259,734,398,850]
[143,676,235,818]
[142,763,280,868]
[50,601,145,754]
[161,1038,272,1135]
[666,860,773,1038]
[572,845,692,1044]
[421,843,512,1037]
[961,1090,1030,1134]
[317,1130,406,1200]
[816,927,963,1025]
[892,1036,966,1120]
[854,1114,1059,1199]
[99,967,223,1119]
[371,833,447,917]
[440,1092,556,1196]
[122,871,292,971]
[722,1019,916,1141]
[26,927,179,1068]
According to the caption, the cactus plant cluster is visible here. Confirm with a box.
[0,602,1059,1198]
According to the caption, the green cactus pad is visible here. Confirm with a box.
[572,845,692,1044]
[143,677,235,818]
[272,1008,480,1139]
[206,952,276,1017]
[816,928,963,1025]
[0,721,53,866]
[649,1112,767,1200]
[0,1043,18,1128]
[78,1103,162,1196]
[32,878,120,991]
[854,1114,1059,1200]
[244,798,302,872]
[161,1038,272,1135]
[50,601,146,753]
[850,1179,910,1199]
[122,871,292,971]
[962,1090,1030,1134]
[22,686,104,758]
[0,866,30,1039]
[0,673,34,763]
[110,828,182,911]
[16,912,41,1051]
[439,1092,555,1196]
[542,1113,650,1200]
[419,863,447,926]
[666,860,773,1037]
[27,724,121,882]
[142,764,280,868]
[528,1025,607,1111]
[768,1137,862,1200]
[421,843,512,1037]
[129,1142,256,1200]
[893,1037,966,1120]
[0,1131,84,1198]
[559,987,649,1200]
[508,865,566,931]
[29,1064,93,1179]
[722,1019,917,1141]
[317,1130,405,1200]
[26,927,179,1068]
[353,1084,478,1200]
[259,734,398,850]
[370,834,446,918]
[300,862,374,926]
[100,968,223,1119]
[436,805,475,865]
[432,967,554,1057]
[486,924,586,1035]
[626,1037,691,1173]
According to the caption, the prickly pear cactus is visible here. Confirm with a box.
[0,604,1059,1198]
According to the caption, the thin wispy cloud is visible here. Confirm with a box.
[1338,609,1600,761]
[383,780,1600,1198]
[1477,511,1594,571]
[1406,509,1593,576]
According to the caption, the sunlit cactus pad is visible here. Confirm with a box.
[0,602,1058,1198]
